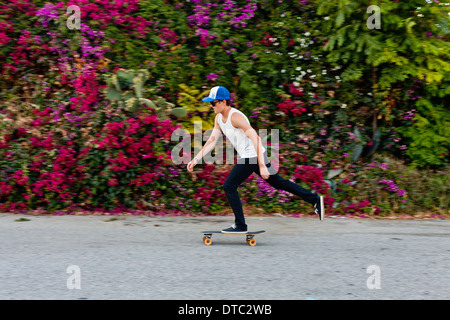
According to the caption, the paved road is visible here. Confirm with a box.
[0,213,449,300]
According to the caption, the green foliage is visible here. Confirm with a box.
[399,100,449,168]
[176,84,213,133]
[315,0,450,169]
[0,0,448,216]
[317,0,450,87]
[104,68,187,119]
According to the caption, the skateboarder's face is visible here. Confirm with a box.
[210,100,226,113]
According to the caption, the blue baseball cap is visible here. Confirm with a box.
[202,86,230,102]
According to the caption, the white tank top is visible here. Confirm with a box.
[217,108,265,158]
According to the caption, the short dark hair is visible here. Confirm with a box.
[225,99,231,106]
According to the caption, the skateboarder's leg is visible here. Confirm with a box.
[223,163,254,230]
[256,162,319,206]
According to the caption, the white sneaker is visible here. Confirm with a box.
[314,196,325,221]
[221,224,248,233]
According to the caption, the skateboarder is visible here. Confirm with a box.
[186,86,324,233]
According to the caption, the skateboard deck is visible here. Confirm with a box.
[201,230,265,246]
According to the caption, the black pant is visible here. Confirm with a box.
[223,153,319,229]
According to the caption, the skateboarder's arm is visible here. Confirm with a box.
[187,115,221,172]
[231,113,270,179]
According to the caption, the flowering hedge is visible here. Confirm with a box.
[0,0,448,217]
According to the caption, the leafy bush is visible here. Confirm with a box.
[0,0,448,217]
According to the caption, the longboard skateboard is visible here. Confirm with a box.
[201,230,265,246]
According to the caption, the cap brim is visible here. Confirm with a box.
[202,97,214,102]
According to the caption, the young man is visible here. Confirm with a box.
[187,86,324,233]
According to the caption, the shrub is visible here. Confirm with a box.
[0,0,448,217]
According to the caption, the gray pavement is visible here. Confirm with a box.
[0,213,449,300]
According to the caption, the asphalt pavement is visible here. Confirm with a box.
[1,213,449,300]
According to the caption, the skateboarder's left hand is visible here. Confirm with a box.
[259,165,270,180]
[187,158,198,172]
